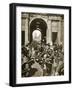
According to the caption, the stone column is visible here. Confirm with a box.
[25,17,29,45]
[46,20,52,45]
[61,21,64,50]
[57,21,61,45]
[61,21,64,45]
[21,18,25,46]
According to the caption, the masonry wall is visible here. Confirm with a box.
[21,13,64,46]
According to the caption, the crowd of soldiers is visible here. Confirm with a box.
[21,41,64,77]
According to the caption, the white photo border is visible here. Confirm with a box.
[16,5,70,84]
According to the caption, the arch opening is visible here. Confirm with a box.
[30,18,47,43]
[32,29,41,42]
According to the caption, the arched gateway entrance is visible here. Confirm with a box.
[30,18,47,43]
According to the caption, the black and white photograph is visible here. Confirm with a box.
[21,12,64,77]
[9,3,71,86]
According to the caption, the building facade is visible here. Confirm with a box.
[21,13,64,46]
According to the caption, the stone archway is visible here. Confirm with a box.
[30,18,47,43]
